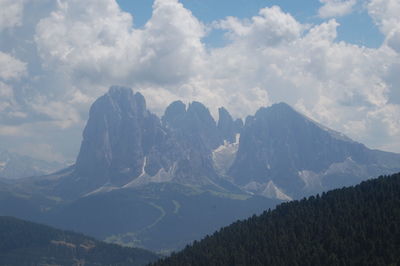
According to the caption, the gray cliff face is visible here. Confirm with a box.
[161,101,222,186]
[70,88,238,194]
[217,107,243,143]
[228,103,400,197]
[55,88,400,199]
[163,101,222,151]
[74,86,172,189]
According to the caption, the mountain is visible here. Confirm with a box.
[154,172,400,266]
[55,87,240,198]
[59,86,175,198]
[217,107,243,144]
[163,100,222,151]
[0,150,65,179]
[229,102,400,198]
[29,87,400,202]
[0,216,158,266]
[1,86,399,253]
[0,86,277,252]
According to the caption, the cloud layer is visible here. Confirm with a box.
[0,0,399,161]
[318,0,357,18]
[0,0,26,31]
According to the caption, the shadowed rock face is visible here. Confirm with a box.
[74,86,171,189]
[70,88,238,195]
[228,102,400,197]
[57,88,400,199]
[217,107,243,144]
[161,101,222,186]
[163,101,222,151]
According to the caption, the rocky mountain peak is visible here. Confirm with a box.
[187,101,212,118]
[108,85,133,96]
[217,107,242,143]
[102,86,147,117]
[229,102,400,198]
[162,100,186,128]
[53,90,399,200]
[252,102,299,122]
[162,100,222,151]
[74,86,161,189]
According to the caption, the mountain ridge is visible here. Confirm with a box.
[45,87,400,200]
[0,149,66,180]
[1,85,399,253]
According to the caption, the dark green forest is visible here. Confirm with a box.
[0,216,159,266]
[154,173,400,266]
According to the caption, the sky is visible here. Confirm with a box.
[0,0,399,163]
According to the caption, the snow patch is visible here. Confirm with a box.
[324,157,365,176]
[243,180,292,201]
[123,159,176,188]
[298,170,322,190]
[212,134,240,175]
[263,181,292,201]
[84,183,118,197]
[298,157,367,192]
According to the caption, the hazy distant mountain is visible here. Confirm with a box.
[0,216,158,266]
[217,107,243,144]
[154,172,400,266]
[0,150,65,180]
[1,86,399,253]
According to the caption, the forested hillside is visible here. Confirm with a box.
[154,173,400,266]
[0,216,159,266]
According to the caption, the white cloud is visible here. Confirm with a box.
[137,0,206,84]
[0,124,28,136]
[368,0,400,35]
[30,98,81,129]
[0,0,26,31]
[318,0,357,18]
[35,0,136,86]
[35,0,205,89]
[10,142,66,162]
[0,52,27,119]
[31,0,208,135]
[190,8,399,153]
[368,0,400,52]
[0,52,26,80]
[0,82,14,113]
[217,6,302,47]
